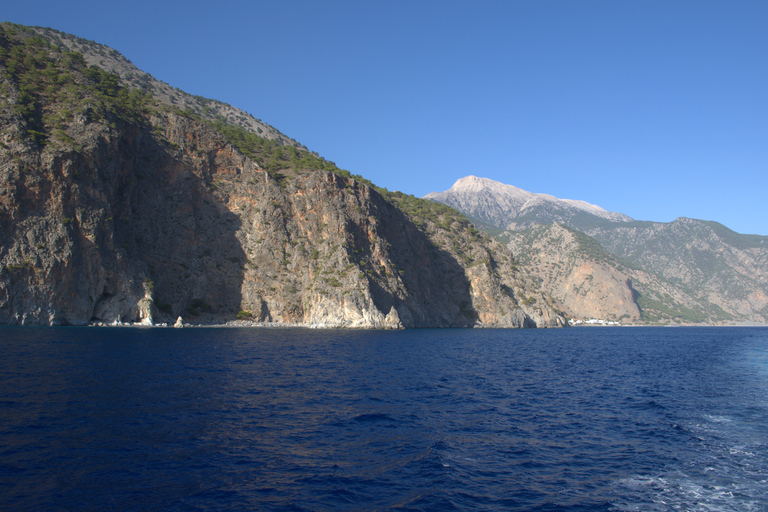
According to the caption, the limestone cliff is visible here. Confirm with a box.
[0,24,565,328]
[506,224,640,322]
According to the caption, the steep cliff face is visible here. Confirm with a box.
[506,224,640,322]
[0,25,565,328]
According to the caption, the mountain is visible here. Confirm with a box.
[424,175,632,231]
[583,218,768,323]
[427,176,768,325]
[0,23,566,328]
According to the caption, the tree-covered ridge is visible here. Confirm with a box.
[0,23,155,149]
[16,23,304,150]
[203,118,351,178]
[559,224,639,270]
[387,192,473,233]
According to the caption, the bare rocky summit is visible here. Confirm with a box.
[424,176,632,230]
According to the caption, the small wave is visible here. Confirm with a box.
[351,413,396,423]
[640,399,666,410]
[704,414,733,423]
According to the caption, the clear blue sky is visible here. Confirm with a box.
[5,1,768,234]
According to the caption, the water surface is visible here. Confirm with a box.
[1,326,766,511]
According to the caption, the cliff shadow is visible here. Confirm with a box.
[105,123,247,324]
[365,196,477,327]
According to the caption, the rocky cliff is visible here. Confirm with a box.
[0,23,565,328]
[505,224,641,322]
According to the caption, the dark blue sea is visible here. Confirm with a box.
[1,326,767,511]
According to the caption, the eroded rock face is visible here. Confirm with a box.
[506,224,641,323]
[0,111,563,328]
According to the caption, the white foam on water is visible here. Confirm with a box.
[703,414,733,424]
[611,408,768,511]
[612,472,766,512]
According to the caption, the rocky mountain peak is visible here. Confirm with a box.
[425,176,632,230]
[441,175,531,200]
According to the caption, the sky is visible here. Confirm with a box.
[5,1,768,235]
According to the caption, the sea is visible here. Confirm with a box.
[1,326,767,511]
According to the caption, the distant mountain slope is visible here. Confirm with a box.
[505,224,734,324]
[424,176,632,231]
[584,218,768,322]
[428,176,768,324]
[504,223,641,322]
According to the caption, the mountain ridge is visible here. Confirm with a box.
[427,175,768,324]
[23,24,306,148]
[425,175,632,231]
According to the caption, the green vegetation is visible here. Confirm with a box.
[384,192,472,232]
[636,293,703,323]
[209,120,340,175]
[187,298,213,316]
[464,215,506,237]
[699,220,768,250]
[236,310,252,320]
[635,290,730,324]
[323,277,342,287]
[173,110,374,187]
[0,23,153,149]
[561,225,624,266]
[5,260,32,271]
